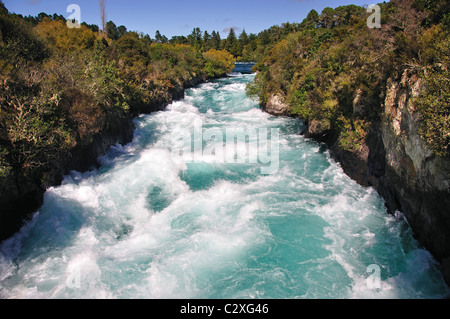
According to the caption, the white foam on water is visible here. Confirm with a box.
[1,72,449,299]
[96,180,269,298]
[313,162,450,298]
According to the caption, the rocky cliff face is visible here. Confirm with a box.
[264,68,450,284]
[375,69,450,283]
[0,111,135,241]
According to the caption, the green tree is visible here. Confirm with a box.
[81,22,99,33]
[155,30,168,43]
[320,7,336,28]
[301,9,319,28]
[37,12,49,22]
[0,10,48,71]
[203,30,211,50]
[0,1,7,15]
[170,35,188,45]
[226,28,237,46]
[334,5,363,26]
[211,30,221,50]
[34,18,96,53]
[106,20,119,40]
[188,27,203,50]
[203,49,235,77]
[225,28,241,57]
[117,25,127,38]
[259,29,271,45]
[239,29,249,46]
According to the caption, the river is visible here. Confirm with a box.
[0,67,449,298]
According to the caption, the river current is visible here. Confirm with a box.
[0,69,449,299]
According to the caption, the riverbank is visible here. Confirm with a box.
[1,72,448,298]
[248,0,450,287]
[261,69,450,285]
[0,73,219,242]
[1,4,239,242]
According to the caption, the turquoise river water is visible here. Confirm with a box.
[0,71,449,299]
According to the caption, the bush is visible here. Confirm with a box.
[415,65,450,157]
[338,117,370,152]
[202,49,235,77]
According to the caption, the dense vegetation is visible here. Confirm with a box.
[246,0,449,157]
[0,1,235,188]
[0,0,449,240]
[2,0,342,189]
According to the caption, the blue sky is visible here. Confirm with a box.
[3,0,379,38]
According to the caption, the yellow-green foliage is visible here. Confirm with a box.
[248,0,449,155]
[203,49,235,77]
[0,3,238,185]
[0,145,12,178]
[34,18,97,52]
[338,117,370,152]
[415,24,450,157]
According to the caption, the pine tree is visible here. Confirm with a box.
[106,20,118,40]
[203,30,211,51]
[300,9,319,28]
[225,28,238,55]
[188,27,203,50]
[239,29,249,46]
[211,31,221,50]
[155,30,168,43]
[117,25,127,39]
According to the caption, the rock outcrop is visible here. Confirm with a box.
[264,69,450,284]
[374,69,450,284]
[264,94,289,116]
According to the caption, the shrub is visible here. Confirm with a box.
[338,117,370,152]
[202,49,235,77]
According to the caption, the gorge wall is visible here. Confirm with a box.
[0,76,206,242]
[264,69,450,284]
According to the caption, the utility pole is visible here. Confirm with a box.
[99,0,107,37]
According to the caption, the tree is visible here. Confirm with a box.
[170,35,188,45]
[320,7,336,28]
[211,31,221,50]
[34,18,96,53]
[37,12,49,22]
[226,28,237,43]
[334,5,363,26]
[155,30,168,43]
[301,9,319,28]
[239,29,249,46]
[224,28,240,56]
[51,13,65,22]
[203,49,235,77]
[0,12,49,69]
[188,27,203,50]
[106,20,118,40]
[142,33,152,46]
[117,25,127,38]
[81,22,99,33]
[259,30,271,45]
[203,30,211,50]
[0,1,7,15]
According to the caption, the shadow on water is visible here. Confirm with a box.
[4,196,90,265]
